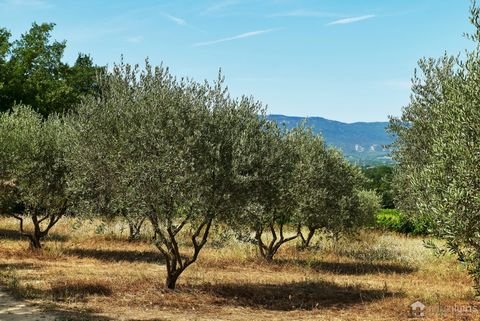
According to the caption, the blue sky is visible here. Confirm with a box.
[0,0,473,122]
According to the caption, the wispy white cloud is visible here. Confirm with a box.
[63,8,189,44]
[162,12,207,33]
[269,9,340,18]
[193,28,278,47]
[202,0,239,15]
[126,36,144,44]
[163,13,186,26]
[1,0,51,8]
[327,14,375,25]
[9,0,44,5]
[61,26,126,43]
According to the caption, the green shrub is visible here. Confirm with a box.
[375,209,430,235]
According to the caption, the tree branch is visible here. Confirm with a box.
[167,225,183,269]
[267,222,277,253]
[11,214,33,241]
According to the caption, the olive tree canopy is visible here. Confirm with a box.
[69,61,265,289]
[293,129,377,248]
[0,105,71,248]
[389,1,480,293]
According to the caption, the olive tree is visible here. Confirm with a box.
[294,129,377,248]
[318,150,376,240]
[356,189,381,228]
[69,61,263,289]
[389,1,480,292]
[235,124,302,261]
[0,106,71,249]
[292,128,329,248]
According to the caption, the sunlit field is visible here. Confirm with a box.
[0,217,476,321]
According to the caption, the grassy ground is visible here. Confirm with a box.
[0,217,478,321]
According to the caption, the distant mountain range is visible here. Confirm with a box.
[267,114,394,165]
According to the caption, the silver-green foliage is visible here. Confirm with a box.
[389,1,480,292]
[234,124,377,258]
[293,128,378,247]
[68,61,265,289]
[0,105,70,248]
[235,123,301,261]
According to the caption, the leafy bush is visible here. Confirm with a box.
[362,165,394,209]
[375,209,430,235]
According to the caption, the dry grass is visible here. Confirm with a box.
[0,217,478,320]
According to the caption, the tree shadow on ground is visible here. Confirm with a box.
[0,262,37,270]
[0,283,112,320]
[199,280,401,311]
[48,282,113,302]
[36,305,112,321]
[0,228,23,240]
[3,279,113,303]
[65,248,166,264]
[0,228,68,242]
[126,319,170,321]
[275,259,417,275]
[49,309,112,321]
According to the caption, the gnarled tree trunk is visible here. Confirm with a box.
[149,213,213,290]
[299,225,318,249]
[127,217,145,241]
[12,212,63,249]
[255,222,300,261]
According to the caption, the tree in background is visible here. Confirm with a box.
[0,106,71,248]
[290,127,328,249]
[236,123,301,261]
[234,125,377,256]
[356,189,381,229]
[295,136,379,248]
[389,1,480,293]
[362,165,394,209]
[0,28,9,91]
[0,23,103,116]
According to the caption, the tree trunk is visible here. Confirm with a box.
[306,227,316,247]
[299,227,316,249]
[128,220,144,241]
[28,234,42,249]
[13,211,63,250]
[165,271,180,290]
[265,251,275,262]
[128,224,136,240]
[149,214,213,291]
[256,223,299,261]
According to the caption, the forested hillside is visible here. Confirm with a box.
[268,114,393,164]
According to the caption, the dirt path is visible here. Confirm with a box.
[0,290,55,321]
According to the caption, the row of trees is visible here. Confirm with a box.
[3,2,480,294]
[0,61,379,289]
